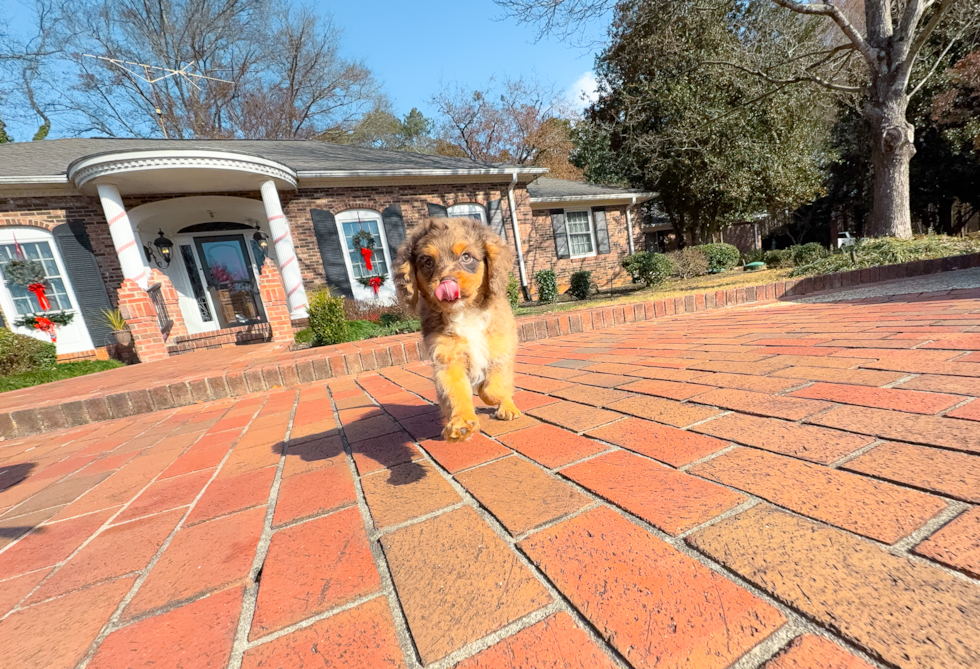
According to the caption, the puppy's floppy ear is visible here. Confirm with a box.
[480,226,514,301]
[395,225,427,311]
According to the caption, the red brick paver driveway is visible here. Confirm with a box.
[2,289,980,669]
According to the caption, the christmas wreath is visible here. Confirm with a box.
[357,272,388,296]
[2,259,54,310]
[13,311,74,343]
[352,230,377,271]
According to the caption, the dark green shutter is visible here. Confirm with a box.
[310,209,353,297]
[52,221,114,347]
[382,204,407,257]
[592,207,611,254]
[426,203,448,218]
[550,209,569,259]
[487,199,508,241]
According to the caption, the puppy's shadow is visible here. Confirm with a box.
[279,408,429,486]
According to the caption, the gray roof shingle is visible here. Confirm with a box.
[0,138,538,179]
[527,177,652,202]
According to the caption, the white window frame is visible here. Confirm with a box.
[563,209,598,259]
[447,203,488,225]
[334,209,396,303]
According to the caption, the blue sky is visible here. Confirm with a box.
[329,0,608,118]
[5,0,611,139]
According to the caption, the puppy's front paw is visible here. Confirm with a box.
[494,400,521,421]
[443,414,480,442]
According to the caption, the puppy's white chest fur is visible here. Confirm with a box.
[449,309,493,385]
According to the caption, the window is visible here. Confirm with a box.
[448,203,487,225]
[0,241,72,314]
[564,210,596,258]
[335,210,389,280]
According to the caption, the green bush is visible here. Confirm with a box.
[535,269,558,303]
[621,252,674,287]
[763,248,794,268]
[568,271,592,300]
[0,328,57,377]
[307,290,349,346]
[668,247,710,279]
[506,273,520,308]
[790,234,980,277]
[699,243,741,272]
[790,242,827,267]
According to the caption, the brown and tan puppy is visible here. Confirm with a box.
[395,217,520,442]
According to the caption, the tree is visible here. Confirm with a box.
[497,0,980,239]
[9,0,384,139]
[340,106,437,153]
[431,76,584,177]
[570,0,833,244]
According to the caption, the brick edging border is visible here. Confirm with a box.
[3,251,978,438]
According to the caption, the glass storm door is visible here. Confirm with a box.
[193,235,263,328]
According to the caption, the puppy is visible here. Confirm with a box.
[395,217,521,442]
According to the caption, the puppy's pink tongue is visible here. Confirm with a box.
[435,280,460,302]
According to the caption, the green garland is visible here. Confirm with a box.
[2,259,47,288]
[357,272,388,288]
[14,311,74,327]
[352,229,376,251]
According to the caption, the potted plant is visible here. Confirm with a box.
[102,308,132,346]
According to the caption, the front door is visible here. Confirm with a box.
[193,235,264,328]
[0,229,95,354]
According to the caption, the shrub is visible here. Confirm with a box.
[668,247,709,279]
[789,234,980,277]
[790,242,827,267]
[535,269,558,303]
[506,273,520,308]
[0,328,57,377]
[621,252,674,287]
[699,243,741,272]
[307,290,349,346]
[568,271,592,300]
[763,248,794,268]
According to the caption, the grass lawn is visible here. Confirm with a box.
[514,267,793,317]
[0,359,125,393]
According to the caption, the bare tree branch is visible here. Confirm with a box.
[769,0,877,64]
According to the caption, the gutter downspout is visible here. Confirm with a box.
[507,171,531,302]
[626,196,637,255]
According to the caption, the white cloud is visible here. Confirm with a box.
[567,71,599,109]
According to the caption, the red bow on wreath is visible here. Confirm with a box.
[34,316,56,342]
[27,282,50,311]
[368,275,383,296]
[359,246,374,272]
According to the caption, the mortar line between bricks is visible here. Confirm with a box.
[71,398,270,669]
[827,439,885,469]
[939,395,978,416]
[881,373,918,388]
[0,409,185,556]
[225,390,300,669]
[1,406,236,621]
[889,501,971,558]
[327,381,425,669]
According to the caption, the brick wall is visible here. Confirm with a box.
[525,205,642,297]
[279,182,527,290]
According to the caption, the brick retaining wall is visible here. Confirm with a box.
[2,251,977,438]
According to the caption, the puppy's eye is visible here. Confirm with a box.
[421,257,434,269]
[460,252,472,262]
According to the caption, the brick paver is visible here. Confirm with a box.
[2,286,980,668]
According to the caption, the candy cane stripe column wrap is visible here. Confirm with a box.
[260,180,308,318]
[97,184,149,289]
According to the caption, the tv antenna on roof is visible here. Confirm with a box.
[83,55,235,138]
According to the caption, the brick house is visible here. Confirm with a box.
[0,139,652,361]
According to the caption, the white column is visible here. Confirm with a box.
[260,180,308,318]
[97,183,149,289]
[626,196,636,255]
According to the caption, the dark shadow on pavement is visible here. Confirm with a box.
[0,463,37,493]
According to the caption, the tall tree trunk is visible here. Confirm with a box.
[866,90,915,239]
